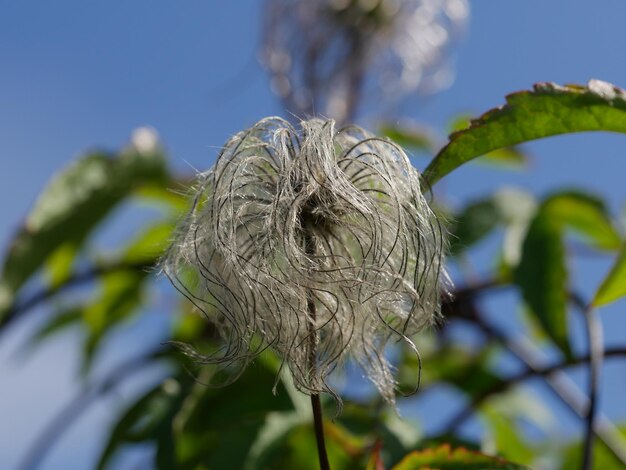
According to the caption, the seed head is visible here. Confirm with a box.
[164,117,447,407]
[261,0,469,122]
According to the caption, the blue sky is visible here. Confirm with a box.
[2,1,626,468]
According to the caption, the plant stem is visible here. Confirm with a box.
[307,288,330,470]
[304,230,331,470]
[311,393,330,470]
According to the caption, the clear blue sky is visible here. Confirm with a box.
[2,1,626,468]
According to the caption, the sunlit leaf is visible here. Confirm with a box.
[122,221,174,265]
[136,182,191,212]
[543,191,621,251]
[449,114,474,133]
[480,147,528,168]
[99,354,300,469]
[81,269,148,373]
[482,409,534,466]
[391,444,528,469]
[247,418,364,470]
[593,243,626,306]
[424,80,626,185]
[449,115,528,169]
[480,392,550,467]
[45,242,81,288]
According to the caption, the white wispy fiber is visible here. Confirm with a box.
[163,117,447,407]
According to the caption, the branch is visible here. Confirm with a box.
[570,292,604,470]
[466,307,626,465]
[0,259,156,333]
[441,346,626,433]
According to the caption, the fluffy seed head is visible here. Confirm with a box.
[164,117,447,407]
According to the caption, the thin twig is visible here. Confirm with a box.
[441,346,626,433]
[468,307,626,465]
[18,347,167,470]
[441,277,508,321]
[570,292,604,470]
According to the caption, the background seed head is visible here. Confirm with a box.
[261,0,469,122]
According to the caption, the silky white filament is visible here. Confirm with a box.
[163,117,447,408]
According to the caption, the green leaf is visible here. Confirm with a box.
[480,392,551,467]
[513,190,619,353]
[0,141,167,317]
[391,444,529,469]
[122,221,174,265]
[449,115,528,169]
[45,242,81,288]
[481,147,528,169]
[449,114,474,133]
[81,269,148,372]
[542,191,621,251]
[99,355,298,470]
[593,243,626,306]
[424,80,626,185]
[448,188,537,260]
[482,410,534,466]
[514,211,570,355]
[135,179,192,212]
